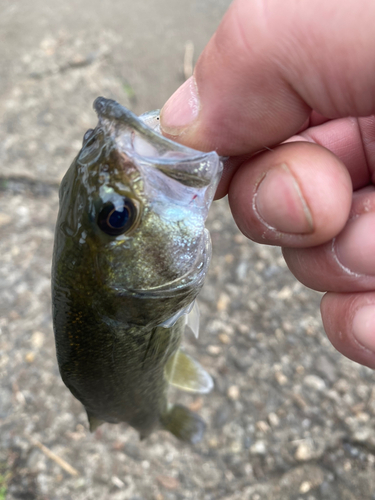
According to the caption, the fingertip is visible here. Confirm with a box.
[228,142,352,247]
[321,292,375,369]
[160,77,200,138]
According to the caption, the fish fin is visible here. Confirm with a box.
[185,300,200,338]
[161,404,206,444]
[165,350,213,394]
[86,411,105,432]
[158,300,196,330]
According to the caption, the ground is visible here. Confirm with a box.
[1,1,375,499]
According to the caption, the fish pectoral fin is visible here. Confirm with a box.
[185,300,200,338]
[165,350,213,394]
[86,410,105,432]
[161,404,206,444]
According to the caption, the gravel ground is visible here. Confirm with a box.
[1,1,375,499]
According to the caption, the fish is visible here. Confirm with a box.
[51,97,222,444]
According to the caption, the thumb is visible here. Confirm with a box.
[160,0,375,156]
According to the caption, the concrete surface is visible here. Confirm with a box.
[1,0,375,499]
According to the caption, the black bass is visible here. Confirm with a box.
[51,97,222,443]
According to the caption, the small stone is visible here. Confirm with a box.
[188,397,203,412]
[31,331,45,348]
[303,375,326,391]
[268,412,280,427]
[293,393,308,409]
[227,385,240,401]
[237,323,250,334]
[207,345,221,355]
[352,427,372,442]
[295,441,315,461]
[236,261,248,281]
[9,310,20,320]
[343,461,352,471]
[219,333,230,344]
[275,371,288,386]
[224,254,234,263]
[275,328,284,340]
[250,440,267,455]
[234,233,246,244]
[0,213,11,227]
[156,475,180,490]
[256,421,270,433]
[231,441,242,453]
[277,286,293,300]
[299,481,312,493]
[111,476,125,489]
[25,352,35,363]
[209,438,219,448]
[315,355,337,383]
[356,412,370,423]
[217,292,231,312]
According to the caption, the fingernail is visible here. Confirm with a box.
[160,76,200,136]
[255,164,314,234]
[334,213,375,275]
[353,305,375,352]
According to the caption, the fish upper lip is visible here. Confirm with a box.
[111,229,211,298]
[94,97,196,154]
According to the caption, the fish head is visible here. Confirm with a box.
[56,98,222,324]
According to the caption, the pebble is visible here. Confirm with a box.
[111,476,125,489]
[295,441,315,462]
[299,481,312,493]
[188,397,203,412]
[277,286,293,300]
[227,385,240,401]
[224,254,234,263]
[268,412,280,428]
[303,375,326,391]
[219,333,230,344]
[0,213,12,227]
[31,331,45,348]
[250,440,267,455]
[275,371,288,386]
[217,292,231,312]
[156,475,180,490]
[256,421,270,433]
[207,345,221,356]
[25,352,35,363]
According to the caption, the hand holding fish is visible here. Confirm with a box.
[160,0,375,369]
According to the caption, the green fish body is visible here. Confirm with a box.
[51,98,222,443]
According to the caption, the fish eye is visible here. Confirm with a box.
[97,198,137,236]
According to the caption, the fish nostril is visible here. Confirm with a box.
[83,129,95,142]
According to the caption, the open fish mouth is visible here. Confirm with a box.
[94,97,223,193]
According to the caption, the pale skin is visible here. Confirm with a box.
[159,0,375,370]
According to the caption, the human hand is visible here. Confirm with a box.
[159,0,375,369]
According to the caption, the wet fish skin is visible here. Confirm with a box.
[52,98,222,442]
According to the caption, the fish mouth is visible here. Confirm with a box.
[121,229,212,299]
[94,97,223,190]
